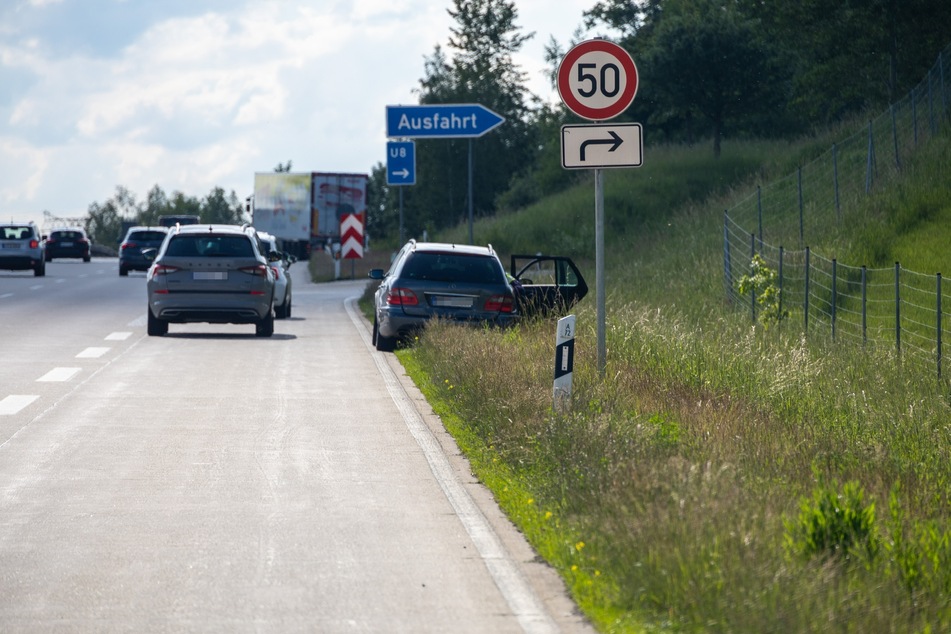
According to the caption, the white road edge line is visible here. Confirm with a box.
[344,297,559,634]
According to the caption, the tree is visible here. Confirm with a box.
[404,0,537,239]
[84,186,140,245]
[644,2,787,157]
[202,187,245,224]
[140,185,169,226]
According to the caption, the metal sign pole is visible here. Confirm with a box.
[595,168,606,376]
[398,186,404,245]
[468,139,474,245]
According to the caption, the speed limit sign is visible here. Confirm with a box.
[557,39,638,121]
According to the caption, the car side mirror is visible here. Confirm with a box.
[368,269,385,280]
[141,248,157,262]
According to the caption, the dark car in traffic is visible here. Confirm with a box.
[368,240,587,351]
[119,226,168,276]
[44,228,91,262]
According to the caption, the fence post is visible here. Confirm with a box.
[723,212,732,303]
[832,258,838,341]
[862,265,868,345]
[938,273,943,379]
[895,262,901,357]
[804,247,811,334]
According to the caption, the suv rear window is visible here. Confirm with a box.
[165,235,255,258]
[402,252,505,284]
[52,231,83,239]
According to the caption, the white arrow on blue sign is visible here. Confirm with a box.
[386,141,416,186]
[386,103,505,139]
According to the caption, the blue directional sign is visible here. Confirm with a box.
[386,140,416,186]
[386,104,505,139]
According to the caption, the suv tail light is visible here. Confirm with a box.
[150,264,180,276]
[30,239,39,249]
[239,264,270,277]
[485,294,514,313]
[386,288,419,306]
[240,264,271,295]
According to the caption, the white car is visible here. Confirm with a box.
[256,232,293,319]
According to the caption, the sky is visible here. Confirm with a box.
[0,0,603,229]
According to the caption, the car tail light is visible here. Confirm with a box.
[120,242,136,251]
[240,264,271,295]
[150,264,179,276]
[270,265,280,279]
[30,239,40,248]
[239,264,269,277]
[485,294,514,313]
[386,288,418,306]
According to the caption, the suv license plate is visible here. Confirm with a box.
[193,272,228,280]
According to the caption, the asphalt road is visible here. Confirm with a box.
[0,259,592,633]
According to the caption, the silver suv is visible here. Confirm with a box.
[145,224,276,337]
[0,222,46,276]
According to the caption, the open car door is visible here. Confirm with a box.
[510,255,588,317]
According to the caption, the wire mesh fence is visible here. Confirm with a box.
[723,43,951,376]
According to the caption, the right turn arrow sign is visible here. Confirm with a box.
[561,123,643,170]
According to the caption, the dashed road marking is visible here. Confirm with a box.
[37,367,81,382]
[0,395,39,416]
[76,347,110,359]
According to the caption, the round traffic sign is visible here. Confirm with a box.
[557,39,638,121]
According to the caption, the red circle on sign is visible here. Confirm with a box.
[557,39,638,121]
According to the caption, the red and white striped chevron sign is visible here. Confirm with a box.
[340,213,364,259]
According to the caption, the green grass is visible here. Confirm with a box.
[363,127,951,632]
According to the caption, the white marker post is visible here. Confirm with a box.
[553,315,576,412]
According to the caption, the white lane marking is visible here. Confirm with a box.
[37,367,81,382]
[76,347,110,359]
[55,279,66,284]
[127,315,147,328]
[344,298,559,634]
[0,293,12,299]
[0,395,39,416]
[30,285,43,291]
[105,331,132,341]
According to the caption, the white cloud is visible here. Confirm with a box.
[1,0,599,226]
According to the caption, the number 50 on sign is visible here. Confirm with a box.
[557,40,639,121]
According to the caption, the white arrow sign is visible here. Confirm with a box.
[561,123,643,170]
[390,168,410,179]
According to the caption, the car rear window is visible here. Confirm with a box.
[165,235,255,258]
[53,231,83,239]
[401,252,505,284]
[130,231,167,242]
[2,226,34,239]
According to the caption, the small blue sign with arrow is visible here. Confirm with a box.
[386,140,415,186]
[386,104,505,139]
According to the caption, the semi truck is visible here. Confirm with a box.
[252,172,368,258]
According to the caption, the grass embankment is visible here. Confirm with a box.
[363,132,951,632]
